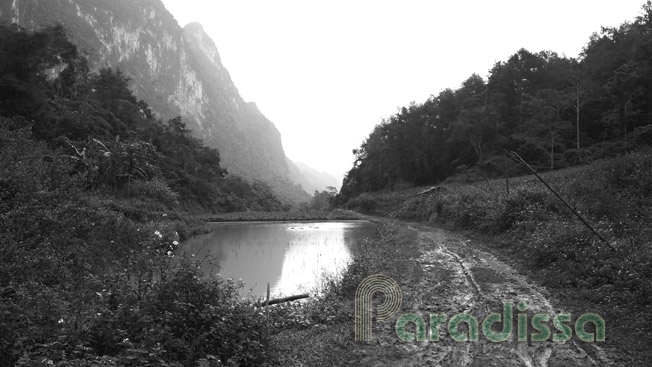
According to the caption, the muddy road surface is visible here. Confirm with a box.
[354,223,620,367]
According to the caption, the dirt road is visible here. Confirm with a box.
[354,223,619,366]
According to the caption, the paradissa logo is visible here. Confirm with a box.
[355,275,605,343]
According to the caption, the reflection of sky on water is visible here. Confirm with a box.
[274,223,353,296]
[182,221,375,297]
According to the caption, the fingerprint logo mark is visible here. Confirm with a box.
[354,274,402,342]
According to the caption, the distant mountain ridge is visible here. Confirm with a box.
[0,0,312,204]
[287,159,340,194]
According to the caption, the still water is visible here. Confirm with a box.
[182,221,376,298]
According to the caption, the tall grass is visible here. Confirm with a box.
[344,150,652,357]
[0,127,284,366]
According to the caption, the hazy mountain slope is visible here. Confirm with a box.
[0,0,310,204]
[287,158,340,194]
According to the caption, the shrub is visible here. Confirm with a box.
[563,148,593,166]
[84,260,274,366]
[588,140,633,159]
[125,178,180,209]
[494,187,548,232]
[346,193,377,213]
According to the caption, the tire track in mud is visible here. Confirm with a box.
[385,225,613,367]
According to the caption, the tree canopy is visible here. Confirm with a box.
[340,1,652,202]
[0,24,288,212]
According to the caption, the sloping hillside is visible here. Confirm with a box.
[0,0,311,204]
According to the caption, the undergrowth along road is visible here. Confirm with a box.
[273,212,646,366]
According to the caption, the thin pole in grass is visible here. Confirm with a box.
[265,282,270,307]
[504,152,510,196]
[508,151,617,253]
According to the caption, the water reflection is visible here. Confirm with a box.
[182,221,376,297]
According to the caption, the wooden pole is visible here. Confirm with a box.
[508,151,616,252]
[265,283,270,307]
[504,153,510,196]
[257,293,310,307]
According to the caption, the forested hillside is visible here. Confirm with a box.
[0,24,287,213]
[287,158,340,194]
[0,0,312,205]
[340,1,652,201]
[0,24,293,366]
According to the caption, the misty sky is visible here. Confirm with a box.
[160,0,645,180]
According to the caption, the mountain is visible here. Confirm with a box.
[287,159,340,194]
[0,0,311,204]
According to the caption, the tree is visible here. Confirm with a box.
[522,89,572,170]
[603,62,647,138]
[487,49,549,129]
[339,1,652,196]
[567,66,594,149]
[448,105,493,164]
[167,116,189,135]
[310,187,338,211]
[448,75,497,166]
[0,24,82,121]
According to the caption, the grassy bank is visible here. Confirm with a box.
[0,23,325,365]
[0,124,286,366]
[268,221,421,366]
[195,209,360,222]
[343,149,652,361]
[0,122,369,366]
[1,174,368,365]
[0,187,286,366]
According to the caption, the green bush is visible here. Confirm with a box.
[8,259,276,367]
[85,260,273,366]
[563,148,593,166]
[360,149,652,313]
[0,24,299,367]
[0,124,279,366]
[125,178,180,209]
[494,187,548,232]
[346,193,377,213]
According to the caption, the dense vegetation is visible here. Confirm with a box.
[0,0,314,206]
[336,3,652,360]
[0,23,293,366]
[306,186,339,211]
[0,23,288,213]
[340,1,652,201]
[343,150,652,360]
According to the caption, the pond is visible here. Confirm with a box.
[182,220,376,298]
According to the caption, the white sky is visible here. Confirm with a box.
[160,0,645,180]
